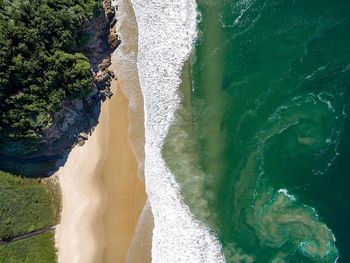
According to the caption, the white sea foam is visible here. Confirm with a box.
[112,0,146,182]
[278,188,296,201]
[131,0,225,262]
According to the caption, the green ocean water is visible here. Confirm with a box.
[163,0,350,262]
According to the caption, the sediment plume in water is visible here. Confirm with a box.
[163,0,350,261]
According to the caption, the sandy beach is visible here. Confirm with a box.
[55,0,156,261]
[111,0,155,261]
[55,78,147,263]
[100,81,147,262]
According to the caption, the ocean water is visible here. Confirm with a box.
[132,0,224,262]
[163,0,350,262]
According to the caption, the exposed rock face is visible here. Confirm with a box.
[104,0,116,22]
[82,0,120,72]
[43,0,119,146]
[0,1,120,176]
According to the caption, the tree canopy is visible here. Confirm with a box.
[0,0,101,138]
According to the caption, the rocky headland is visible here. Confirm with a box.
[0,0,120,176]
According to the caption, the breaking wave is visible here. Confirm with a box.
[131,0,225,262]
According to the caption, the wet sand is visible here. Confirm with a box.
[56,0,156,260]
[125,201,153,263]
[55,79,147,263]
[113,0,154,261]
[101,82,147,262]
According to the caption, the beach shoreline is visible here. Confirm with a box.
[55,75,147,262]
[112,0,155,261]
[55,0,154,261]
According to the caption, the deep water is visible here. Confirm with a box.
[163,0,350,262]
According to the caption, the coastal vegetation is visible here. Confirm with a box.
[0,171,58,240]
[0,0,100,139]
[0,233,56,263]
[0,170,59,262]
[0,0,115,261]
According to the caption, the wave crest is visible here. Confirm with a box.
[131,0,225,262]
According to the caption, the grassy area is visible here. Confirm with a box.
[0,233,56,263]
[0,171,58,240]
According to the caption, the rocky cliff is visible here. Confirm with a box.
[0,1,120,176]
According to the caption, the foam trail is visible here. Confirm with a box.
[131,0,225,262]
[112,0,145,181]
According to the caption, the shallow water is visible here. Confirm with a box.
[164,0,350,261]
[132,0,224,261]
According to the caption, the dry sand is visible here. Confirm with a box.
[55,80,147,263]
[55,0,155,261]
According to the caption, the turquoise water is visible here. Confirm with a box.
[163,0,350,262]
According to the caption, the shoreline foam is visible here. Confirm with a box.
[131,0,225,261]
[56,1,153,261]
[113,0,154,261]
[113,0,145,182]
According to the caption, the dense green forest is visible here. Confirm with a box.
[0,0,101,139]
[0,2,101,260]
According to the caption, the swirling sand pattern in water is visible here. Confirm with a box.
[164,0,350,262]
